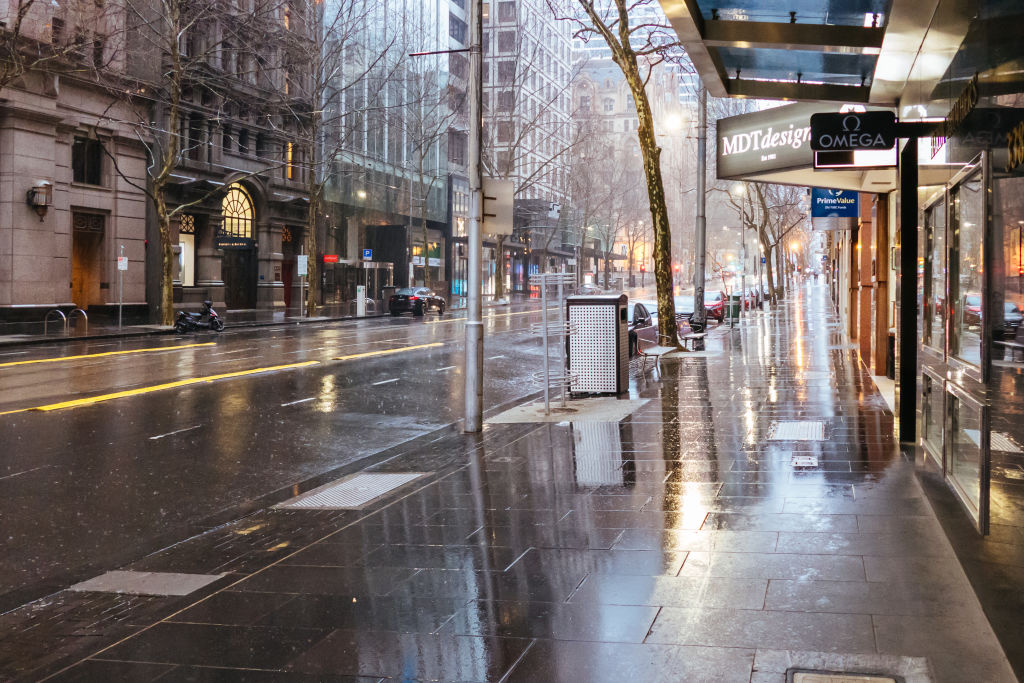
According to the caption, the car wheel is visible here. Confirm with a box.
[413,305,424,317]
[437,303,445,316]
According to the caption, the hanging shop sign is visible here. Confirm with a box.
[323,254,340,263]
[717,103,827,179]
[811,188,859,218]
[810,111,897,151]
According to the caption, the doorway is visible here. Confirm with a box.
[71,213,105,309]
[222,248,257,309]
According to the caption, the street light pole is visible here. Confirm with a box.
[464,0,483,433]
[692,86,708,330]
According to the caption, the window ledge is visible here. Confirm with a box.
[70,182,111,192]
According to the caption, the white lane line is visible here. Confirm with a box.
[209,347,256,357]
[487,355,506,360]
[149,425,201,440]
[437,365,457,371]
[284,347,326,355]
[0,464,56,481]
[372,378,400,386]
[281,397,316,406]
[267,328,286,332]
[0,351,29,357]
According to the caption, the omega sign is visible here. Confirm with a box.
[810,111,897,151]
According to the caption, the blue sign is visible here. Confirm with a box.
[811,188,859,218]
[761,257,766,264]
[362,248,373,260]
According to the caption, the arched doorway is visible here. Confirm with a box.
[220,182,257,309]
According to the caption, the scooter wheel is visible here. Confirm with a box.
[174,321,188,334]
[212,319,225,332]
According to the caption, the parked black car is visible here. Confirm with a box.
[628,300,658,356]
[389,287,445,316]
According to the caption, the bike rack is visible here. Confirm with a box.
[68,308,88,334]
[43,309,67,335]
[529,271,578,415]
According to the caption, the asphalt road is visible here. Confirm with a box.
[0,305,553,611]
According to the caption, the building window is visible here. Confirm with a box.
[498,1,515,21]
[238,129,249,155]
[286,142,295,180]
[222,125,232,154]
[603,97,614,112]
[498,31,515,52]
[255,133,266,158]
[580,95,591,110]
[497,91,513,111]
[498,60,515,83]
[221,183,253,238]
[449,14,467,43]
[72,137,103,185]
[92,38,104,68]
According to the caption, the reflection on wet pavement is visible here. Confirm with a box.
[3,285,1016,682]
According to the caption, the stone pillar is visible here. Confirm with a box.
[197,215,225,308]
[859,197,874,365]
[873,195,891,375]
[257,222,285,308]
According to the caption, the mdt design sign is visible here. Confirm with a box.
[810,111,896,151]
[811,188,859,218]
[717,103,827,179]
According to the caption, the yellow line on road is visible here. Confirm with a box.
[333,342,443,361]
[0,342,216,369]
[0,361,319,416]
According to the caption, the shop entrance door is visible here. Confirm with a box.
[919,155,990,534]
[223,248,257,309]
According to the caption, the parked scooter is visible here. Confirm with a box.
[174,300,225,333]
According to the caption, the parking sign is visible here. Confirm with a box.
[362,248,373,260]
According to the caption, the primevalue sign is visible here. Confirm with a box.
[718,103,829,180]
[810,111,897,151]
[811,188,859,218]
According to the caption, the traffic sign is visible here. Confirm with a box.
[296,254,308,276]
[117,256,128,271]
[362,248,373,260]
[761,257,766,264]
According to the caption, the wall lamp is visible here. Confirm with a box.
[26,181,53,221]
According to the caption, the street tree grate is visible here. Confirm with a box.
[275,472,429,510]
[69,571,223,596]
[788,670,899,683]
[769,421,826,441]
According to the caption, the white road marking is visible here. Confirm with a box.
[209,347,256,357]
[284,347,325,354]
[281,396,316,406]
[0,351,29,357]
[437,365,457,371]
[487,354,506,360]
[372,378,400,386]
[149,425,201,440]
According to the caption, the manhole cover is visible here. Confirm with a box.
[276,472,429,510]
[789,671,899,683]
[769,421,826,441]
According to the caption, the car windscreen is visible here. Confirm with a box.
[396,288,416,295]
[965,295,981,306]
[705,292,722,302]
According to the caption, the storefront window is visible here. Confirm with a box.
[949,391,984,514]
[950,170,983,365]
[924,199,946,351]
[922,373,943,462]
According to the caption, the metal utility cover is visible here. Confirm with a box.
[792,455,819,467]
[276,472,428,510]
[790,671,899,683]
[769,421,826,441]
[69,571,223,596]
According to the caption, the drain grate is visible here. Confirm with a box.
[276,472,429,510]
[769,421,826,441]
[69,571,223,596]
[792,455,819,467]
[789,671,898,683]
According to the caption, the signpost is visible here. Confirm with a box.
[117,246,127,329]
[297,254,308,317]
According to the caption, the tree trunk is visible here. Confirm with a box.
[760,230,777,304]
[155,191,174,325]
[495,236,506,299]
[623,69,678,346]
[304,187,320,316]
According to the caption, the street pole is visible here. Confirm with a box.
[692,86,708,329]
[464,0,483,433]
[118,243,124,329]
[740,224,746,321]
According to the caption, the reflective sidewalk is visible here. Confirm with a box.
[1,283,1015,682]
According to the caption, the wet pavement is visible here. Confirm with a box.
[0,283,1016,682]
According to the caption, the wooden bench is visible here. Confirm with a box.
[680,332,707,350]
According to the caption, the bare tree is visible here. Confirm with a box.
[549,0,686,347]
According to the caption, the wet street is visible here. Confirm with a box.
[0,306,549,612]
[0,285,1016,681]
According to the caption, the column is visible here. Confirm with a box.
[257,221,285,308]
[197,215,225,308]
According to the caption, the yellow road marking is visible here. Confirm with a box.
[0,361,319,416]
[0,342,216,369]
[333,342,443,361]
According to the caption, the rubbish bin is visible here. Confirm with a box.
[727,294,742,322]
[382,286,396,313]
[566,294,629,395]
